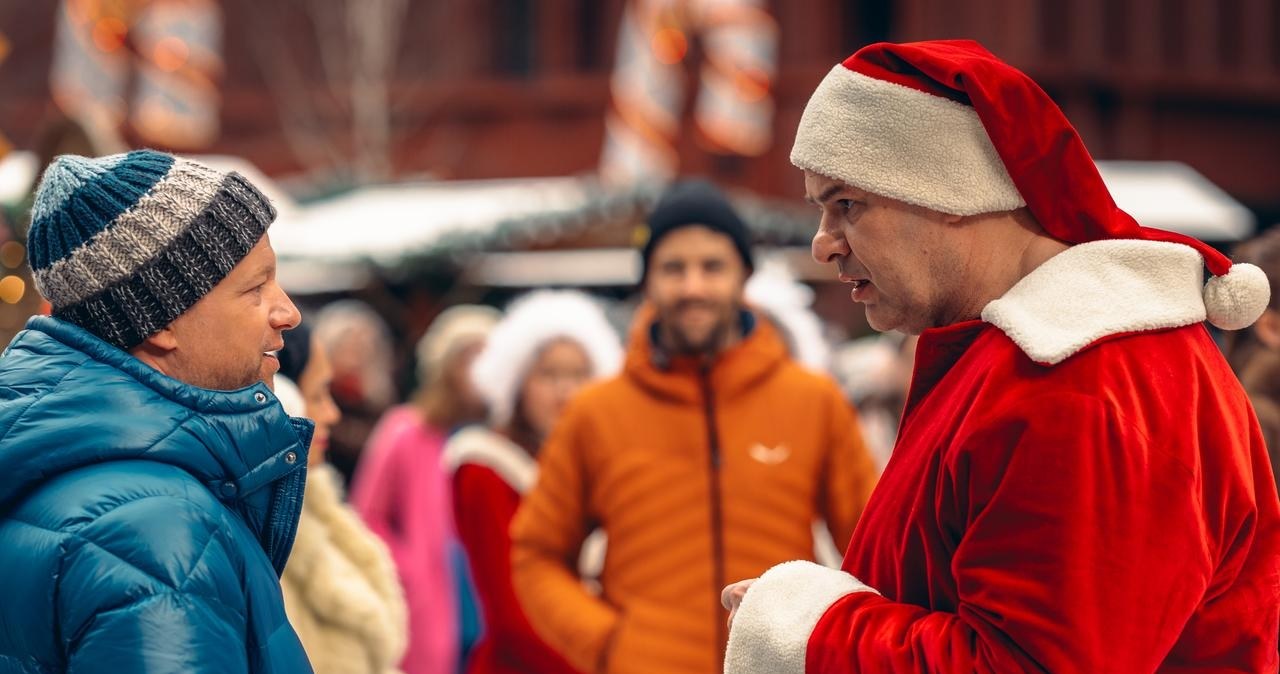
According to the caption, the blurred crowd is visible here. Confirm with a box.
[272,184,1280,674]
[2,10,1277,666]
[3,142,1278,674]
[278,179,891,674]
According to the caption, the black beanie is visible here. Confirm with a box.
[278,321,313,384]
[641,180,754,280]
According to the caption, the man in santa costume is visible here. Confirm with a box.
[722,40,1280,673]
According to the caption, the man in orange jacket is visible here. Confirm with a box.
[510,180,880,674]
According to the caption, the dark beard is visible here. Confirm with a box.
[658,302,738,358]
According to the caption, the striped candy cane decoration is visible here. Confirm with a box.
[50,0,223,151]
[600,0,777,186]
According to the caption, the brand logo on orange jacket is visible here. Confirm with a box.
[749,443,791,465]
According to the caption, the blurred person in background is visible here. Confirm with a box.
[722,40,1279,673]
[314,299,398,484]
[443,289,624,674]
[1223,226,1280,489]
[0,150,310,672]
[743,257,832,373]
[276,320,408,674]
[511,180,879,674]
[744,258,861,567]
[351,304,499,674]
[830,333,917,469]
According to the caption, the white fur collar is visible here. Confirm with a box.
[441,426,539,493]
[981,239,1207,365]
[282,465,408,670]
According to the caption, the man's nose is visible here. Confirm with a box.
[679,268,710,296]
[812,226,849,264]
[272,286,302,330]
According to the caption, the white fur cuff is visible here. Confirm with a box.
[724,560,877,674]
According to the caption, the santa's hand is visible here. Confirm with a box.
[722,578,757,628]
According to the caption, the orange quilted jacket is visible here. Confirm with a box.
[511,308,878,674]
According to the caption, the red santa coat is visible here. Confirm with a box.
[726,240,1280,673]
[443,427,583,674]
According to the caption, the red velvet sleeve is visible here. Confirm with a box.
[727,392,1241,673]
[804,392,1213,673]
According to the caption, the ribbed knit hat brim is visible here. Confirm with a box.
[29,150,276,349]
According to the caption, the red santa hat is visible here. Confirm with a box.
[791,39,1269,330]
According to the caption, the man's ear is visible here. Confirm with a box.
[1253,308,1280,350]
[135,325,180,355]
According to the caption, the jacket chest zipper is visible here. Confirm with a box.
[698,365,728,657]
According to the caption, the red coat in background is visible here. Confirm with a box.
[726,240,1280,673]
[444,426,582,674]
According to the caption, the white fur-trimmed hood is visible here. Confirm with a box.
[441,426,538,493]
[982,239,1209,365]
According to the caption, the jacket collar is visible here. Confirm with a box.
[623,305,789,404]
[981,239,1207,365]
[0,316,313,572]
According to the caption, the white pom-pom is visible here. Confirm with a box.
[1204,263,1271,331]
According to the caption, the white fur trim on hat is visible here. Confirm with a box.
[724,560,878,674]
[1204,262,1270,331]
[470,290,624,427]
[790,65,1025,216]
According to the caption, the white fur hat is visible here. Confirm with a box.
[745,258,832,371]
[470,290,624,427]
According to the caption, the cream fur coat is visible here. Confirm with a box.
[282,464,409,674]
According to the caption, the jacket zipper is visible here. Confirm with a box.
[698,364,728,659]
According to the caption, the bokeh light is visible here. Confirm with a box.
[0,275,26,305]
[651,27,687,65]
[0,242,25,269]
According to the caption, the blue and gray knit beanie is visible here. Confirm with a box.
[28,149,276,349]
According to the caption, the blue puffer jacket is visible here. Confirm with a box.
[0,317,315,674]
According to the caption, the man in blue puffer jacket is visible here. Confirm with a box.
[0,150,314,673]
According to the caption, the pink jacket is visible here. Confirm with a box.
[351,406,459,674]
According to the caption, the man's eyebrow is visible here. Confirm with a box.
[804,184,844,206]
[245,262,275,285]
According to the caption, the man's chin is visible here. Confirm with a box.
[258,359,281,388]
[865,307,889,332]
[865,306,915,335]
[670,330,720,355]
